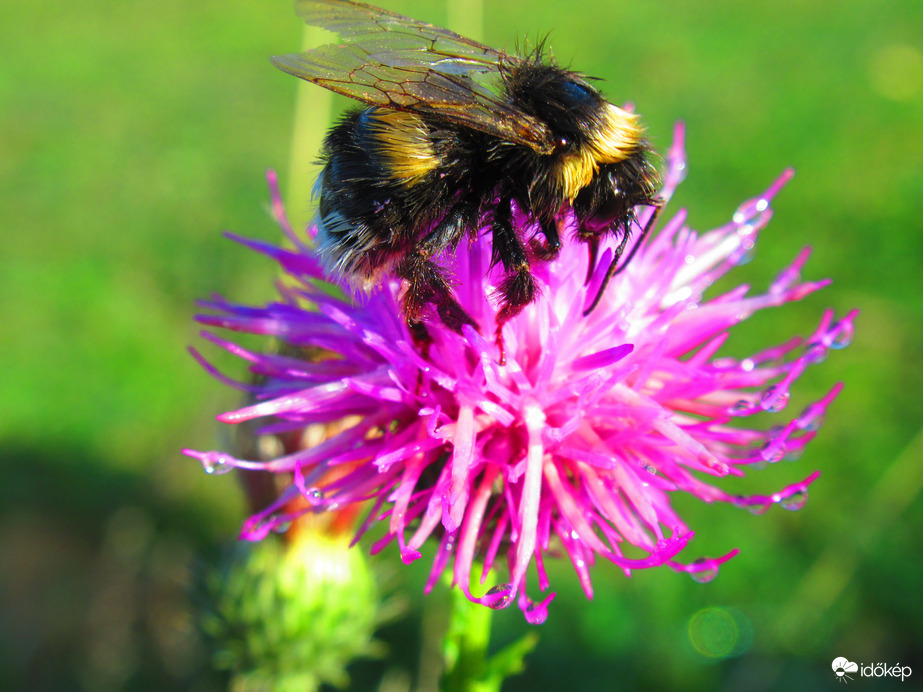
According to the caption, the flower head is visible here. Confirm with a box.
[185,123,855,623]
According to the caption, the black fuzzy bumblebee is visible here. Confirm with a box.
[273,0,661,349]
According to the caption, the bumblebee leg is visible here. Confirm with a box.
[491,198,537,364]
[407,319,433,393]
[407,319,433,353]
[419,203,475,256]
[530,216,563,261]
[395,252,477,334]
[583,200,664,316]
[579,232,600,284]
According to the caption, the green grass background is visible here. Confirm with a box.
[2,0,921,689]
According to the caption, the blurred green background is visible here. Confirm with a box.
[2,0,921,689]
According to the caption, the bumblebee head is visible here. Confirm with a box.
[506,63,644,200]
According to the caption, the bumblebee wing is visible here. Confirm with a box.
[271,0,555,154]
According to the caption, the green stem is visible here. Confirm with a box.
[284,25,333,235]
[441,580,495,692]
[439,571,539,692]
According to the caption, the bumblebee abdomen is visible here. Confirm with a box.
[315,107,456,281]
[366,109,444,184]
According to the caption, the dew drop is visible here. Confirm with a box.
[828,321,854,350]
[740,358,756,372]
[780,489,808,511]
[768,425,786,439]
[748,503,770,516]
[797,404,825,432]
[202,452,235,476]
[690,558,719,583]
[733,198,764,225]
[304,487,325,506]
[242,512,288,540]
[483,583,514,609]
[805,416,824,433]
[760,385,790,413]
[271,520,291,534]
[732,240,756,266]
[804,342,827,364]
[760,441,785,464]
[784,447,804,462]
[523,598,549,625]
[731,400,752,415]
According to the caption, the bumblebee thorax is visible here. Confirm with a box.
[553,103,644,201]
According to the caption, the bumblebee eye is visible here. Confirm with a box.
[557,136,570,148]
[561,80,594,105]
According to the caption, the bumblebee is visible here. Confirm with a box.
[273,0,661,347]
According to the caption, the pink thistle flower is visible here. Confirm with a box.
[185,123,856,623]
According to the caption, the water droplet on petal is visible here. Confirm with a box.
[760,385,790,413]
[760,441,785,463]
[304,487,325,506]
[740,358,756,372]
[483,583,514,609]
[828,321,854,350]
[784,447,804,462]
[733,197,764,225]
[804,342,827,364]
[731,400,752,415]
[271,520,291,534]
[202,452,235,475]
[780,489,808,511]
[242,512,287,541]
[444,533,457,552]
[797,404,825,432]
[523,598,549,625]
[690,558,719,583]
[748,503,770,516]
[732,240,756,266]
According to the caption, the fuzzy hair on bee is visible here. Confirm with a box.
[272,0,661,352]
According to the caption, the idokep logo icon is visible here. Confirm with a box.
[832,657,858,683]
[832,657,913,683]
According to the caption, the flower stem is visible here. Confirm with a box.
[440,581,494,692]
[439,571,539,692]
[284,25,333,234]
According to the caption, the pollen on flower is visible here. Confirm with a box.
[185,124,855,622]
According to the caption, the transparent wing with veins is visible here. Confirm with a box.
[271,0,555,153]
